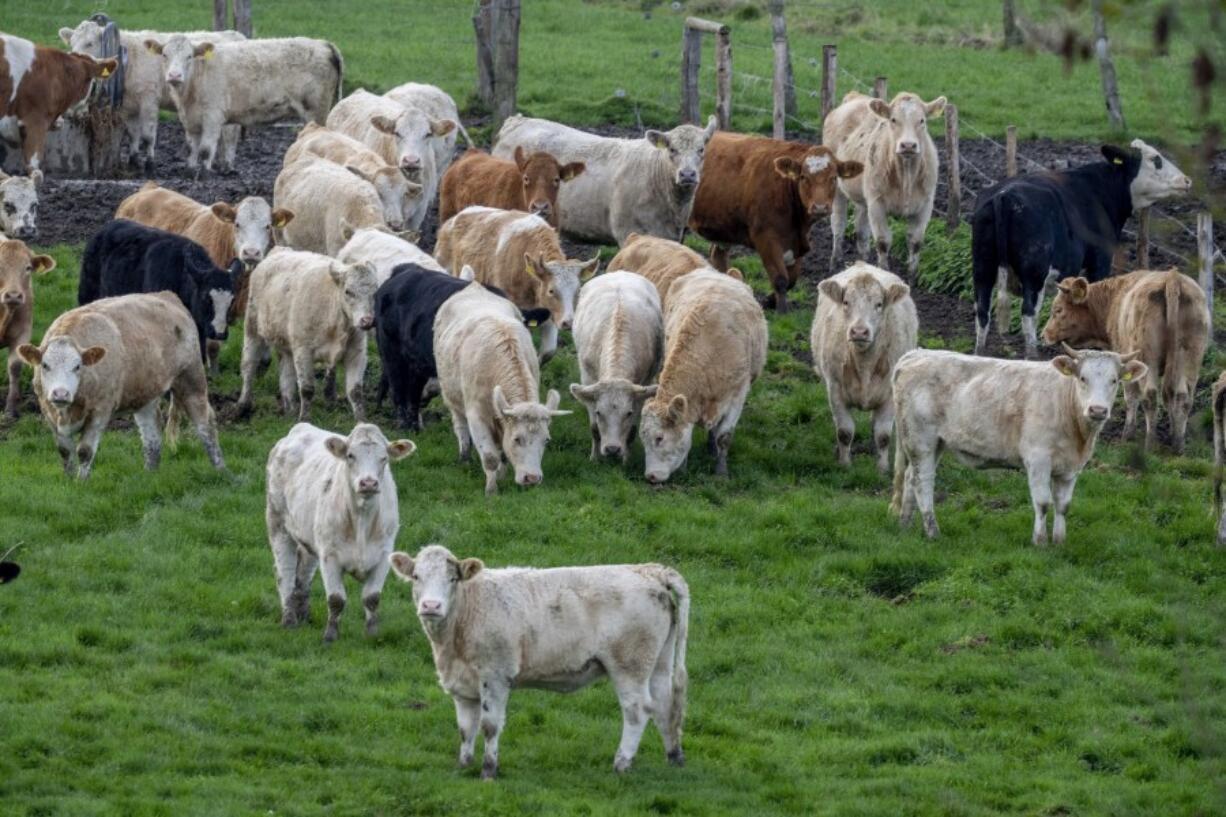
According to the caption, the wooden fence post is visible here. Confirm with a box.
[681,18,731,129]
[1199,211,1215,334]
[768,0,796,116]
[473,0,495,107]
[1005,125,1018,177]
[213,0,229,31]
[772,36,788,138]
[233,0,252,36]
[715,24,732,130]
[491,0,520,131]
[1136,208,1150,268]
[1091,0,1126,129]
[680,24,702,124]
[945,103,961,234]
[820,44,837,122]
[1003,0,1023,47]
[873,76,888,100]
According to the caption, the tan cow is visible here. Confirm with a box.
[18,292,223,479]
[439,147,585,227]
[823,91,946,277]
[1,239,55,417]
[1041,268,1208,453]
[607,232,741,311]
[434,206,598,364]
[1214,371,1226,546]
[641,270,767,482]
[812,262,917,473]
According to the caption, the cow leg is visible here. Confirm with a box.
[648,645,683,765]
[913,447,940,538]
[75,413,109,480]
[319,554,346,643]
[866,198,892,271]
[995,266,1014,337]
[1025,456,1053,546]
[708,244,729,272]
[360,556,390,637]
[343,338,368,421]
[1121,378,1141,440]
[449,409,473,463]
[5,352,22,417]
[904,200,934,280]
[292,546,318,623]
[20,120,48,183]
[140,99,159,172]
[197,115,225,178]
[292,348,316,422]
[478,677,510,780]
[268,512,301,627]
[1141,381,1160,452]
[132,399,163,471]
[1167,382,1191,456]
[205,340,221,375]
[236,332,266,417]
[468,416,502,496]
[589,422,600,461]
[1051,472,1078,546]
[54,427,78,478]
[538,320,558,365]
[453,696,481,768]
[276,353,298,416]
[1019,282,1043,359]
[322,367,338,403]
[898,459,917,528]
[711,385,749,476]
[871,402,894,476]
[829,187,849,270]
[756,239,791,313]
[611,672,653,773]
[853,204,871,260]
[404,374,430,432]
[175,380,224,470]
[825,380,855,467]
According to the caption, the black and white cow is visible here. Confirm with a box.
[79,219,244,362]
[971,139,1191,357]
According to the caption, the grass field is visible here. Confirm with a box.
[2,2,1226,816]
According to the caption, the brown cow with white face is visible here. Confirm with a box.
[1,239,54,417]
[439,146,585,227]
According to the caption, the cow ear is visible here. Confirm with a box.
[837,159,865,179]
[819,279,844,304]
[458,558,484,581]
[96,58,117,78]
[81,346,106,366]
[773,156,802,181]
[59,27,74,45]
[344,162,374,183]
[339,219,356,243]
[31,255,56,274]
[459,264,476,282]
[1051,356,1078,377]
[726,267,744,282]
[545,389,570,416]
[703,115,719,140]
[569,382,596,403]
[328,263,346,286]
[667,394,688,424]
[1101,145,1131,167]
[325,436,349,459]
[431,119,457,138]
[387,439,417,461]
[144,39,163,55]
[1121,359,1147,383]
[885,282,910,304]
[580,255,599,281]
[560,161,585,181]
[194,42,215,60]
[924,96,947,117]
[523,254,545,281]
[389,552,415,581]
[272,208,294,228]
[646,130,670,150]
[211,202,237,223]
[514,146,529,171]
[869,99,891,119]
[1066,277,1089,303]
[370,115,397,135]
[17,344,41,366]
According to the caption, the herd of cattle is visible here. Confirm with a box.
[1,18,1225,778]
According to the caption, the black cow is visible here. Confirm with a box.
[971,139,1190,358]
[79,219,244,363]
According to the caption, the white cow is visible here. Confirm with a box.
[336,227,443,284]
[389,544,690,778]
[0,171,37,239]
[891,346,1146,545]
[383,81,472,177]
[266,422,415,642]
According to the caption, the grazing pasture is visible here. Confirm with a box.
[1,1,1225,816]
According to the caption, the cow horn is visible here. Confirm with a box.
[1061,342,1082,359]
[1119,349,1141,363]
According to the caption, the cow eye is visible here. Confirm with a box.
[1152,156,1163,169]
[347,453,355,461]
[553,177,560,184]
[514,436,525,446]
[655,436,663,445]
[345,289,355,297]
[73,364,80,372]
[596,411,604,421]
[41,363,49,371]
[919,118,925,125]
[3,204,14,215]
[1079,377,1087,384]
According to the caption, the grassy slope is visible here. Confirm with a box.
[2,2,1225,816]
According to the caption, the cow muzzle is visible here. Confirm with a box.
[517,472,542,487]
[529,201,551,217]
[49,388,72,407]
[602,444,623,458]
[676,170,699,188]
[1086,405,1109,422]
[896,142,919,157]
[2,291,23,305]
[418,600,444,619]
[809,203,831,217]
[14,224,36,239]
[356,315,375,331]
[166,74,183,88]
[240,248,263,265]
[646,471,668,485]
[356,477,380,495]
[848,327,872,347]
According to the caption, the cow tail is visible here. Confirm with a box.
[889,427,908,517]
[327,42,345,108]
[992,193,1011,335]
[663,568,689,753]
[164,393,181,451]
[1162,269,1182,402]
[1214,379,1226,526]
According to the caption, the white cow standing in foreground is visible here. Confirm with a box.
[389,544,690,778]
[891,347,1146,545]
[266,422,415,642]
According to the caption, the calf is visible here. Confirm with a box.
[337,227,443,284]
[434,206,598,364]
[78,219,243,364]
[493,114,717,246]
[326,89,456,230]
[383,82,471,178]
[1214,371,1226,546]
[641,270,767,482]
[18,292,224,478]
[823,91,946,279]
[1,239,55,416]
[690,133,862,312]
[972,140,1191,357]
[891,347,1146,545]
[1041,269,1207,453]
[389,544,689,778]
[0,170,38,239]
[434,282,570,495]
[812,262,917,474]
[439,147,585,227]
[266,422,415,642]
[607,232,740,310]
[0,34,117,182]
[238,248,379,422]
[146,35,343,176]
[569,271,663,462]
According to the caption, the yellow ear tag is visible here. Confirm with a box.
[1122,371,1132,381]
[203,49,215,61]
[100,65,113,78]
[528,319,538,327]
[1112,158,1123,165]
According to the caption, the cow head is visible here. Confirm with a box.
[1102,140,1192,211]
[646,115,718,190]
[640,393,694,484]
[0,240,54,312]
[59,20,106,57]
[492,386,570,487]
[868,93,945,159]
[344,164,423,232]
[369,107,456,182]
[389,544,484,626]
[774,148,864,218]
[513,147,584,227]
[0,173,39,240]
[1051,345,1147,425]
[211,196,293,270]
[323,423,415,506]
[570,379,657,461]
[328,260,380,331]
[1041,277,1102,347]
[819,267,910,350]
[191,260,243,341]
[19,338,105,408]
[523,252,598,331]
[146,35,211,91]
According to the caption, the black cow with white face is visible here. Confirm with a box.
[79,219,244,363]
[971,138,1191,358]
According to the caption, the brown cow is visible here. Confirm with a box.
[1,239,55,417]
[1041,268,1208,453]
[440,147,585,227]
[689,133,862,312]
[607,232,741,312]
[0,34,117,182]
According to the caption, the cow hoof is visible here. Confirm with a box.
[667,749,686,767]
[613,754,633,774]
[322,625,338,643]
[481,760,498,780]
[280,610,299,628]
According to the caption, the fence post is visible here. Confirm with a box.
[715,25,732,130]
[772,36,788,138]
[1003,0,1023,47]
[680,25,702,124]
[473,0,495,107]
[820,44,837,122]
[1199,211,1215,334]
[873,76,888,100]
[945,103,961,234]
[1091,0,1126,129]
[768,0,796,116]
[491,0,520,131]
[1136,207,1150,268]
[233,0,252,36]
[213,0,229,31]
[1005,125,1018,177]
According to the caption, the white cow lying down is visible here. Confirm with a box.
[390,545,690,779]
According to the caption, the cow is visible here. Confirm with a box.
[439,147,585,227]
[1,239,54,417]
[78,219,243,364]
[337,227,443,284]
[689,133,863,312]
[822,91,946,280]
[265,422,415,642]
[388,544,690,778]
[890,347,1147,545]
[325,89,456,230]
[1214,371,1226,546]
[144,35,343,176]
[433,281,570,495]
[434,206,598,364]
[274,156,419,256]
[237,248,379,422]
[0,170,37,239]
[606,232,741,310]
[569,271,663,462]
[812,263,917,474]
[492,114,718,246]
[0,33,117,182]
[383,81,472,177]
[18,292,225,479]
[641,270,767,483]
[972,140,1193,358]
[1040,268,1208,453]
[60,21,245,170]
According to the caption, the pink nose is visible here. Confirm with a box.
[1087,405,1108,421]
[400,156,421,170]
[167,73,182,84]
[849,326,871,342]
[519,473,542,486]
[420,600,442,615]
[530,201,551,215]
[810,203,830,216]
[898,141,918,153]
[50,388,70,403]
[646,472,665,485]
[357,316,375,331]
[2,291,22,305]
[241,248,262,262]
[357,477,379,493]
